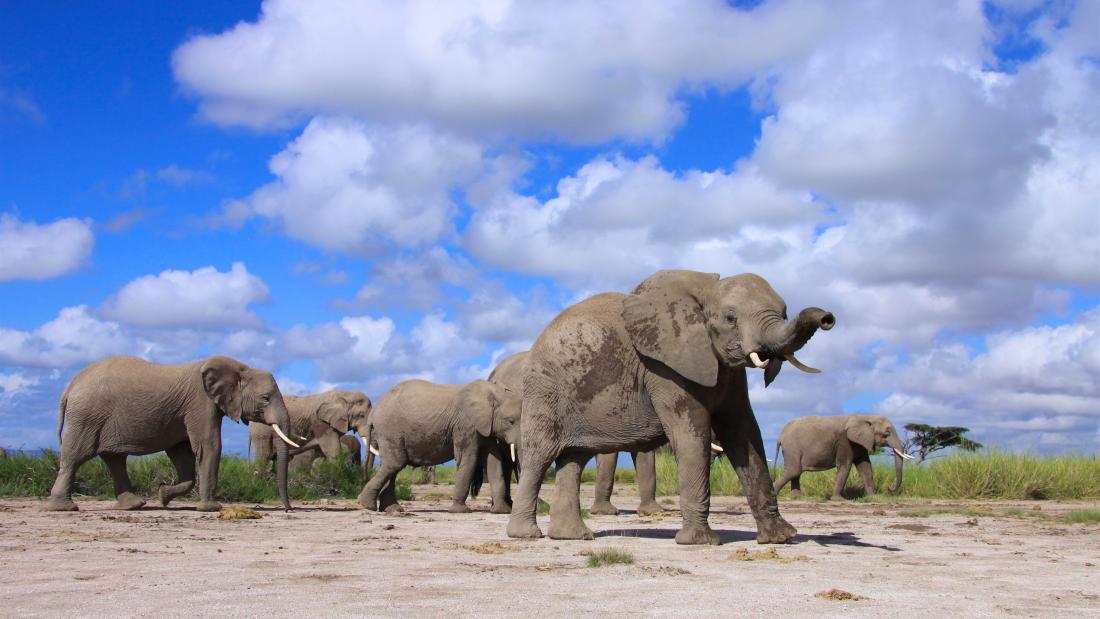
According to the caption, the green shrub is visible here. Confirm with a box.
[585,548,635,567]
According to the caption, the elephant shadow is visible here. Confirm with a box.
[793,531,900,552]
[594,528,758,544]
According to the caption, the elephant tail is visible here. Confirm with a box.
[247,433,252,461]
[56,383,72,448]
[771,438,781,481]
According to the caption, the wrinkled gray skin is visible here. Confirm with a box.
[47,355,295,512]
[358,379,522,514]
[773,414,905,500]
[506,270,834,545]
[251,390,371,474]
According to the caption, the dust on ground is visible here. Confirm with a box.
[0,485,1097,617]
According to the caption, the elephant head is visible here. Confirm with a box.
[316,390,372,441]
[200,356,295,509]
[623,270,835,388]
[846,415,911,493]
[461,380,523,471]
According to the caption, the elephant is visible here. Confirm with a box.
[483,351,530,501]
[358,379,521,514]
[506,269,834,545]
[250,390,371,474]
[772,414,912,500]
[46,355,299,512]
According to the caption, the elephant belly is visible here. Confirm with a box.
[405,441,455,467]
[564,391,666,454]
[96,413,189,456]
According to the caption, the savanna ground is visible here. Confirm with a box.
[1,468,1098,617]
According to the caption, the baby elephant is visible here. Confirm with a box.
[358,379,520,514]
[773,414,913,500]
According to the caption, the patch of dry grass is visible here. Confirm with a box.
[216,505,264,520]
[815,589,867,601]
[585,547,635,567]
[726,547,809,563]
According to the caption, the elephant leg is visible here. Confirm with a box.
[485,449,512,514]
[449,444,479,513]
[589,453,620,515]
[713,379,796,544]
[634,450,662,516]
[359,445,406,512]
[855,459,876,495]
[45,443,94,511]
[547,451,594,540]
[832,463,852,501]
[159,442,196,507]
[377,476,401,512]
[101,453,145,510]
[193,429,222,512]
[790,475,802,499]
[773,466,802,499]
[664,427,720,545]
[506,430,557,539]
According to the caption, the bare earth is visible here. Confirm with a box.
[1,485,1097,618]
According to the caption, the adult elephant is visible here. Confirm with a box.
[251,390,371,474]
[46,355,299,512]
[358,379,520,514]
[773,414,912,500]
[506,270,834,545]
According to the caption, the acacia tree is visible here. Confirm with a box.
[903,424,983,462]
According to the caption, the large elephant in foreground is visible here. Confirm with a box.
[358,379,521,514]
[773,414,912,500]
[251,390,371,474]
[506,270,834,545]
[47,355,299,512]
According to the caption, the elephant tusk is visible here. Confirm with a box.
[360,436,369,449]
[749,352,769,368]
[710,442,724,453]
[893,448,914,461]
[509,443,517,462]
[783,353,821,374]
[272,424,301,449]
[368,445,381,457]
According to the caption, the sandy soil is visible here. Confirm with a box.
[1,485,1097,618]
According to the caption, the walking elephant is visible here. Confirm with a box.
[773,414,912,500]
[251,390,371,474]
[358,379,521,514]
[506,270,834,545]
[46,355,299,512]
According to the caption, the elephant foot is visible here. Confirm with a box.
[196,501,222,512]
[490,501,512,515]
[829,494,844,501]
[756,516,797,544]
[383,503,405,514]
[506,517,544,539]
[357,490,378,511]
[789,489,801,500]
[636,500,665,516]
[114,492,146,511]
[675,524,720,546]
[547,517,594,541]
[158,485,172,507]
[588,500,619,516]
[447,502,471,513]
[44,497,78,512]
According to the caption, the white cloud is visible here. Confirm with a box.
[344,247,475,310]
[0,306,133,368]
[100,262,270,328]
[0,213,94,282]
[0,372,38,398]
[223,117,484,253]
[172,0,825,142]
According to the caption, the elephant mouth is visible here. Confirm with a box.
[747,350,822,374]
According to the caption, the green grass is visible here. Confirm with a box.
[1060,509,1100,524]
[651,450,1100,501]
[585,548,635,567]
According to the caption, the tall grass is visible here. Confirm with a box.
[650,450,1100,501]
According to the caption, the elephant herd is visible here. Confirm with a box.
[43,269,914,546]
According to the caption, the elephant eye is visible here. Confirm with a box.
[724,311,736,324]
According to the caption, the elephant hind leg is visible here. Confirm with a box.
[506,439,556,539]
[359,445,406,512]
[159,442,196,507]
[547,451,594,541]
[45,432,97,511]
[789,475,802,499]
[773,466,802,499]
[589,452,620,515]
[633,449,663,516]
[101,453,145,510]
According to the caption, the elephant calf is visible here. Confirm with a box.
[251,390,371,473]
[772,414,913,500]
[358,379,520,514]
[47,355,299,512]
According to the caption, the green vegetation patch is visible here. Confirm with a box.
[585,547,635,567]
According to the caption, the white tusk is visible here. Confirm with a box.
[509,444,516,462]
[749,352,769,368]
[783,354,821,374]
[272,424,300,449]
[368,445,380,457]
[360,436,369,449]
[710,442,724,453]
[893,448,914,461]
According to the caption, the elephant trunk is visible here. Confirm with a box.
[886,436,905,494]
[266,398,293,511]
[767,307,835,356]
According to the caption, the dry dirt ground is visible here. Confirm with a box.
[1,485,1097,618]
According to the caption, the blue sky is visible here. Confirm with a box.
[2,1,1098,457]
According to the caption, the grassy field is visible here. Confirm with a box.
[1,449,1097,503]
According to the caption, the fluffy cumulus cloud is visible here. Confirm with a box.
[220,117,484,253]
[0,306,133,369]
[173,0,825,142]
[0,213,94,282]
[100,262,270,328]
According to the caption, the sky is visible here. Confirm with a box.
[1,0,1098,458]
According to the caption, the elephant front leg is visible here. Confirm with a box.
[449,443,479,513]
[485,448,512,514]
[666,432,720,545]
[588,452,620,515]
[547,452,594,540]
[832,463,853,501]
[714,408,796,544]
[855,459,876,495]
[194,431,223,512]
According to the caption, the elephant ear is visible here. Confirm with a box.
[622,270,720,388]
[317,397,351,434]
[201,356,245,422]
[845,416,875,452]
[763,359,784,387]
[458,381,497,438]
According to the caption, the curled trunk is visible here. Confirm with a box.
[769,307,835,355]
